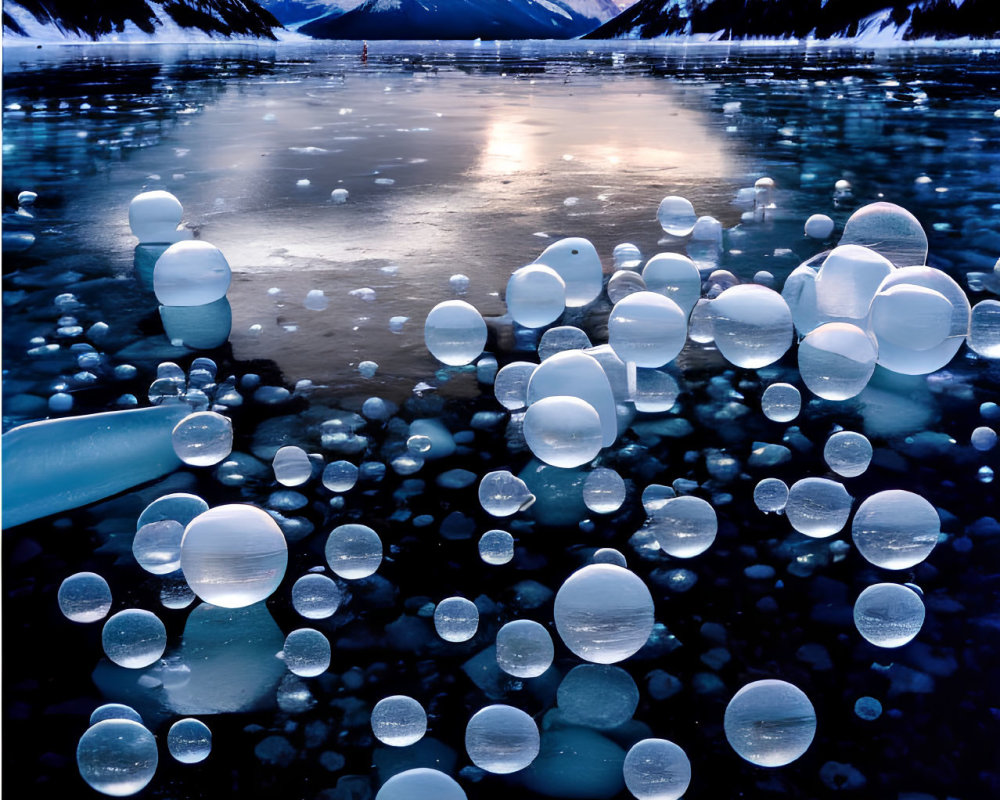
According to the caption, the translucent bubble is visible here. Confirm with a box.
[798,323,877,400]
[854,696,882,721]
[180,504,288,607]
[133,520,184,575]
[325,524,382,579]
[534,237,603,307]
[972,426,997,451]
[375,768,467,800]
[322,460,359,492]
[613,242,643,270]
[870,284,951,351]
[852,490,939,569]
[167,718,212,764]
[592,547,627,567]
[608,291,688,368]
[160,574,195,610]
[407,434,433,455]
[78,719,158,796]
[641,253,701,314]
[839,201,928,268]
[304,289,329,311]
[554,564,654,664]
[724,680,816,767]
[583,467,627,514]
[523,396,604,469]
[782,263,820,336]
[434,596,479,642]
[465,704,540,774]
[657,196,697,237]
[785,478,852,538]
[129,190,183,244]
[138,493,209,531]
[424,300,487,366]
[623,738,691,800]
[538,325,592,360]
[496,620,554,678]
[969,299,1000,357]
[273,446,312,487]
[372,695,427,746]
[506,264,566,328]
[479,529,515,565]
[823,431,873,477]
[854,583,925,648]
[153,241,231,306]
[804,214,835,239]
[641,484,674,514]
[494,361,536,410]
[331,188,349,204]
[761,383,801,423]
[607,270,647,304]
[754,478,789,513]
[814,245,895,325]
[558,664,639,729]
[90,704,143,726]
[292,573,342,619]
[711,285,793,368]
[633,369,679,413]
[58,572,112,623]
[479,470,534,516]
[102,609,167,669]
[527,350,618,447]
[647,495,718,558]
[282,628,331,677]
[687,297,715,343]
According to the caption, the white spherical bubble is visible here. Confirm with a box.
[102,609,167,669]
[538,325,592,360]
[523,396,604,469]
[754,270,775,288]
[527,350,618,447]
[138,492,209,530]
[648,495,718,558]
[153,241,231,306]
[322,460,359,492]
[58,572,112,623]
[804,213,835,239]
[839,201,928,268]
[325,524,382,579]
[969,299,1000,358]
[754,478,789,513]
[506,264,567,328]
[558,664,639,729]
[870,284,952,351]
[534,237,603,307]
[972,426,997,451]
[633,369,679,413]
[496,619,554,678]
[687,297,715,343]
[823,431,873,477]
[450,273,470,294]
[180,504,288,608]
[761,382,801,423]
[494,361,536,410]
[656,195,697,237]
[782,263,821,336]
[132,520,184,575]
[853,583,925,648]
[607,269,647,304]
[372,695,427,746]
[852,490,939,569]
[465,704,540,774]
[375,768,467,800]
[613,242,643,270]
[583,467,627,514]
[785,478,852,538]
[623,738,691,800]
[609,291,687,368]
[171,412,232,467]
[424,300,487,366]
[691,214,723,243]
[272,445,312,487]
[304,289,329,311]
[292,573,343,619]
[592,547,627,567]
[814,245,895,324]
[710,285,793,368]
[129,190,183,244]
[168,718,212,764]
[330,188,349,204]
[90,704,143,726]
[434,596,479,642]
[641,253,701,314]
[798,323,877,400]
[554,564,654,664]
[78,719,158,796]
[641,484,674,514]
[282,628,331,677]
[724,680,816,767]
[479,529,515,565]
[479,470,534,516]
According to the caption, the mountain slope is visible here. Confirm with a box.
[256,0,359,26]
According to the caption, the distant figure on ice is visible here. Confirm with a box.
[362,41,368,64]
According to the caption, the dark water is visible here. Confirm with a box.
[3,41,1000,800]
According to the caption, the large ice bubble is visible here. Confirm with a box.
[375,768,466,800]
[527,350,618,447]
[641,253,701,314]
[325,523,382,579]
[870,284,952,351]
[465,704,540,774]
[623,738,691,800]
[153,241,231,307]
[506,264,567,328]
[523,396,604,469]
[656,196,697,237]
[798,323,877,401]
[723,680,816,767]
[102,609,167,669]
[608,291,687,368]
[853,583,925,648]
[710,285,793,368]
[77,719,158,796]
[814,245,895,326]
[838,201,928,268]
[424,300,487,366]
[533,237,603,307]
[851,490,939,569]
[59,571,112,623]
[496,619,554,678]
[129,190,184,244]
[371,695,427,746]
[785,478,852,538]
[647,495,718,558]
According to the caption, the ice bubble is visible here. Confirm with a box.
[450,273,470,294]
[613,243,643,270]
[592,547,627,567]
[139,494,209,532]
[647,496,717,558]
[798,323,877,400]
[372,695,427,746]
[506,264,566,328]
[349,287,376,302]
[533,237,603,307]
[168,718,212,764]
[633,369,680,413]
[554,564,654,664]
[687,297,715,343]
[558,664,639,729]
[972,426,997,451]
[538,326,592,360]
[18,189,38,207]
[607,269,647,304]
[854,696,882,721]
[761,383,801,422]
[362,396,392,421]
[479,529,515,565]
[623,738,691,800]
[132,520,184,575]
[296,179,311,187]
[523,396,604,468]
[823,431,873,477]
[102,609,167,669]
[782,263,821,336]
[375,768,466,800]
[282,628,331,677]
[58,572,113,623]
[641,253,701,315]
[839,201,928,268]
[292,573,342,619]
[273,446,312,487]
[853,583,925,648]
[496,619,553,678]
[724,680,815,767]
[180,504,288,607]
[657,196,697,237]
[304,289,329,311]
[527,350,618,447]
[407,434,433,454]
[434,596,479,642]
[129,190,183,244]
[804,214,835,239]
[969,299,1000,357]
[330,188,349,204]
[754,478,789,513]
[171,412,232,467]
[465,704,540,774]
[479,470,534,516]
[785,478,852,537]
[424,300,487,366]
[851,490,939,569]
[389,315,408,333]
[494,361,536,410]
[78,719,158,796]
[870,283,952,355]
[325,523,382,579]
[711,285,793,368]
[49,392,73,411]
[153,241,231,307]
[608,291,687,368]
[583,467,626,514]
[815,245,895,325]
[90,704,143,725]
[321,460,359,492]
[691,214,723,243]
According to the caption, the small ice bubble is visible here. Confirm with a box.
[613,243,643,270]
[980,466,995,483]
[465,705,539,774]
[852,490,939,569]
[722,101,741,114]
[623,738,691,800]
[325,524,382,579]
[296,179,311,187]
[753,270,775,288]
[282,628,331,677]
[434,596,479,642]
[786,478,852,538]
[172,411,233,467]
[798,323,877,400]
[407,434,433,454]
[691,215,723,243]
[479,529,514,565]
[563,196,579,207]
[854,696,882,720]
[374,177,395,185]
[450,274,470,294]
[754,477,789,513]
[583,467,626,514]
[273,446,313,486]
[724,680,815,766]
[496,620,553,678]
[358,360,379,378]
[969,299,1000,358]
[389,316,409,333]
[330,188,349,204]
[102,609,167,668]
[479,470,534,516]
[656,196,697,237]
[49,392,73,412]
[804,214,835,239]
[372,696,427,747]
[494,361,536,410]
[292,573,342,619]
[153,241,231,307]
[823,431,873,477]
[349,287,376,302]
[424,300,487,366]
[17,190,38,207]
[538,325,591,360]
[167,718,212,764]
[77,719,158,796]
[647,495,718,558]
[971,426,997,451]
[375,769,466,800]
[58,572,112,623]
[607,270,647,304]
[362,396,391,420]
[592,547,626,567]
[132,520,184,575]
[304,289,329,311]
[129,190,183,244]
[641,253,701,315]
[633,369,680,413]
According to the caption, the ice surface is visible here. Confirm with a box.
[724,680,816,767]
[647,495,718,558]
[533,237,603,307]
[424,300,487,366]
[153,241,231,307]
[608,291,687,368]
[167,718,211,764]
[172,411,233,467]
[523,395,604,468]
[656,196,697,237]
[506,264,567,328]
[853,583,925,648]
[77,719,158,796]
[798,323,877,400]
[641,253,701,314]
[465,704,540,774]
[102,609,167,669]
[478,470,534,516]
[479,529,514,565]
[129,190,184,244]
[325,524,382,579]
[527,350,618,447]
[375,768,466,800]
[495,619,553,678]
[852,490,939,569]
[823,431,873,477]
[282,628,331,677]
[583,467,626,514]
[557,664,638,729]
[434,596,479,642]
[273,445,313,487]
[59,572,112,623]
[371,695,427,746]
[623,738,691,800]
[711,285,793,368]
[786,478,852,538]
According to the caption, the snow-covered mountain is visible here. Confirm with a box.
[587,0,1000,41]
[563,0,623,23]
[256,0,360,26]
[2,0,287,43]
[300,0,600,40]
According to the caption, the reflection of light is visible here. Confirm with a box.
[481,121,531,175]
